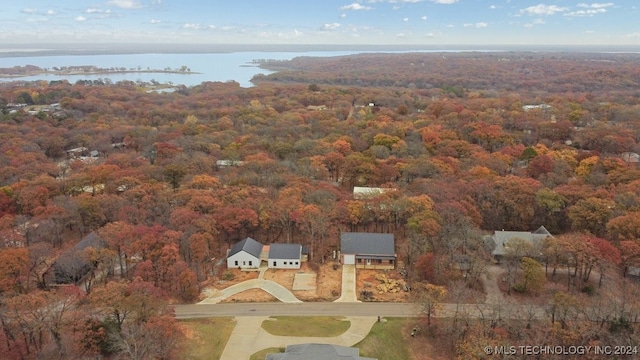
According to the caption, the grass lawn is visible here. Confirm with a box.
[356,318,412,360]
[181,317,235,360]
[250,347,283,360]
[261,316,350,337]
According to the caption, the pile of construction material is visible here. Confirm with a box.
[375,273,407,294]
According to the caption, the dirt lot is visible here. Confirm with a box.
[356,269,411,302]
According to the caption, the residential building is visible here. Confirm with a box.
[226,237,263,269]
[268,243,303,269]
[484,226,553,261]
[340,232,396,270]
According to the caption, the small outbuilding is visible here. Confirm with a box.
[226,237,263,269]
[268,243,302,269]
[340,232,396,270]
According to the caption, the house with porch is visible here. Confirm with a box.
[226,237,263,269]
[340,232,396,270]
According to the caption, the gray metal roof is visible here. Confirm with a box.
[340,232,395,256]
[268,243,302,260]
[228,237,263,258]
[266,343,376,360]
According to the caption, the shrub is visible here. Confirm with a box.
[222,271,234,281]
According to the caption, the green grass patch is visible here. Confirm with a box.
[261,316,350,337]
[249,347,284,360]
[181,317,235,360]
[355,318,411,360]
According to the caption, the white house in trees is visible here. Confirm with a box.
[227,237,263,269]
[268,243,302,269]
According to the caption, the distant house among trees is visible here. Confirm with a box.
[306,105,328,111]
[50,232,106,284]
[522,104,552,112]
[484,226,553,261]
[353,186,394,200]
[216,159,244,168]
[340,232,396,270]
[622,152,640,165]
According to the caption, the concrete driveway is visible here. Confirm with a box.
[199,279,302,304]
[334,264,360,303]
[220,316,377,360]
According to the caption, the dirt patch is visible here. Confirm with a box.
[221,288,278,303]
[205,268,259,288]
[357,269,410,302]
[314,262,342,301]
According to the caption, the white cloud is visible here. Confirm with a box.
[565,8,607,16]
[464,22,489,28]
[46,9,57,15]
[182,23,201,30]
[75,16,87,22]
[107,0,142,9]
[322,23,341,30]
[520,4,568,16]
[489,5,497,9]
[340,13,347,18]
[340,3,372,11]
[22,8,38,14]
[431,0,458,4]
[403,17,409,22]
[625,32,640,38]
[425,32,436,38]
[524,18,546,28]
[577,3,614,8]
[421,15,427,20]
[86,8,112,14]
[150,19,161,24]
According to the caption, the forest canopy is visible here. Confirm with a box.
[2,51,640,359]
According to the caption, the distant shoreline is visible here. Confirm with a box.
[1,43,640,58]
[0,64,200,79]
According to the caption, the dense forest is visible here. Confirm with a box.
[2,51,640,359]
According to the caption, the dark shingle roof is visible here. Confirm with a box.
[268,243,302,260]
[340,232,395,256]
[53,232,106,284]
[228,237,263,258]
[266,343,376,360]
[485,230,551,257]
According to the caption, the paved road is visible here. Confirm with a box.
[174,302,418,318]
[173,301,549,320]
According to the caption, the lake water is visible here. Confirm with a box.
[0,51,365,88]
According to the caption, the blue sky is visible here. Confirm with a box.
[0,0,638,46]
